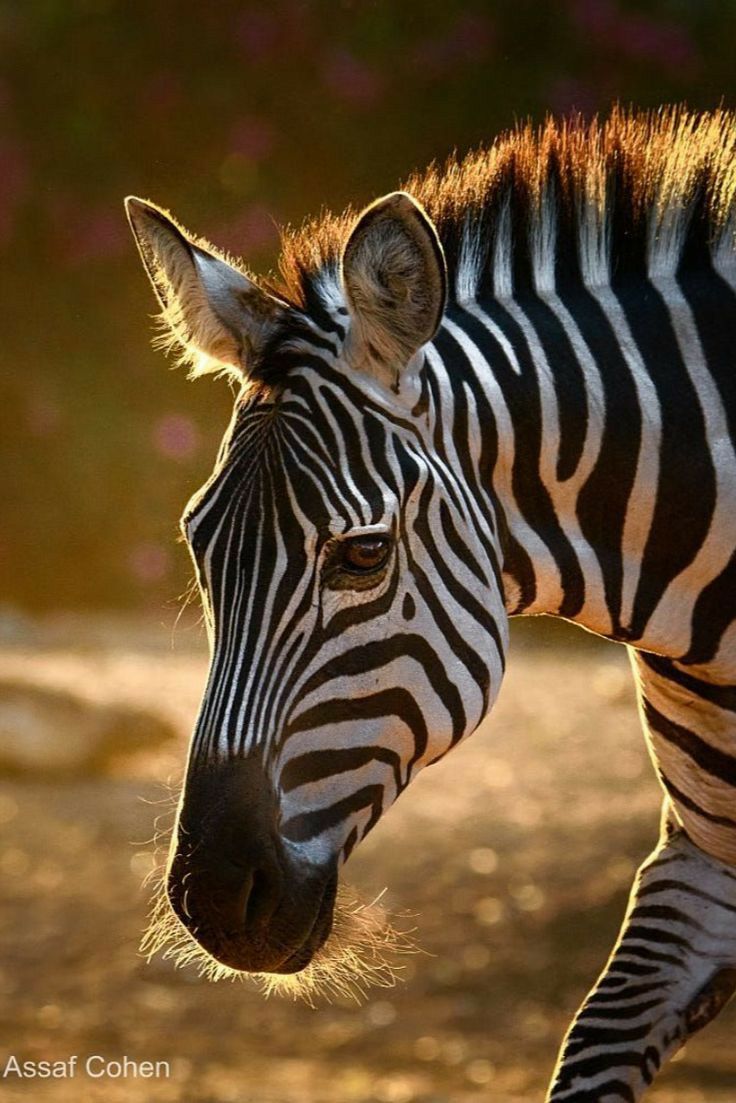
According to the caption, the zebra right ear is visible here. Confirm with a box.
[341,191,447,388]
[125,197,284,379]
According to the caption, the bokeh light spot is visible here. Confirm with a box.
[466,1058,495,1085]
[474,896,504,926]
[127,543,171,584]
[152,413,201,462]
[467,846,499,875]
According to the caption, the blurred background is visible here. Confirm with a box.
[4,0,736,611]
[2,2,736,1101]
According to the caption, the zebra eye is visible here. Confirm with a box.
[341,535,391,574]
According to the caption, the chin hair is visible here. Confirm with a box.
[139,807,419,1005]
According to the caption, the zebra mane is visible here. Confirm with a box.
[273,106,736,319]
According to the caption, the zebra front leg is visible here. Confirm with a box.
[546,814,736,1102]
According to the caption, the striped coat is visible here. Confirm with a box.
[127,107,736,1100]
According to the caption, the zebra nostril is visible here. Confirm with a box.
[229,868,255,928]
[244,865,283,930]
[168,845,284,939]
[203,850,283,934]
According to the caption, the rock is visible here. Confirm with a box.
[0,680,176,776]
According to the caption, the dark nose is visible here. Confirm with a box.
[168,758,283,956]
[167,757,335,973]
[200,843,283,932]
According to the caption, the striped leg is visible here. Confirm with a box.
[546,818,736,1102]
[548,647,736,1101]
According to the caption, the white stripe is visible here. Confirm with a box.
[442,314,564,613]
[586,285,662,633]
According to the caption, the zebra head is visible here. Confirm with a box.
[127,193,508,985]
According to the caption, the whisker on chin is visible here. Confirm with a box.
[252,886,420,1006]
[139,845,420,1006]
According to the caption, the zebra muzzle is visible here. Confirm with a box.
[166,756,338,974]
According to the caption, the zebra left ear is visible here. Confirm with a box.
[125,196,284,380]
[341,192,447,388]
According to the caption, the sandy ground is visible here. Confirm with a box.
[0,614,734,1103]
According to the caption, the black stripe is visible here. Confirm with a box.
[644,698,736,788]
[562,286,642,634]
[285,689,428,773]
[511,288,589,481]
[587,982,664,1003]
[576,997,663,1021]
[659,773,736,831]
[453,302,586,617]
[281,784,385,843]
[563,1019,655,1053]
[281,747,402,794]
[614,280,716,641]
[638,876,736,912]
[682,549,736,666]
[294,636,465,744]
[621,922,691,953]
[628,903,703,931]
[549,1078,636,1103]
[639,652,736,713]
[677,267,736,466]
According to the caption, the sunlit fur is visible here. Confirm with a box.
[138,107,736,387]
[141,844,418,1006]
[135,777,419,1004]
[275,105,736,315]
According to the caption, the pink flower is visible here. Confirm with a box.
[616,14,698,73]
[48,195,128,266]
[69,210,128,264]
[228,116,276,162]
[214,204,279,256]
[234,8,280,60]
[569,0,699,75]
[569,0,617,36]
[142,71,183,119]
[547,77,600,115]
[127,543,171,584]
[26,395,62,438]
[0,137,29,248]
[152,413,201,462]
[235,2,313,62]
[322,50,385,108]
[411,13,495,78]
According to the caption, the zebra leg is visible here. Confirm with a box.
[546,813,736,1102]
[547,650,736,1101]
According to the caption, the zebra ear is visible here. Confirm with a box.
[341,191,447,386]
[125,197,283,378]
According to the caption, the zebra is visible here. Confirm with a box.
[126,106,736,1100]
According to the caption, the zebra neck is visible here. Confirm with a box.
[437,262,736,652]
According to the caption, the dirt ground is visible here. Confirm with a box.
[0,614,734,1103]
